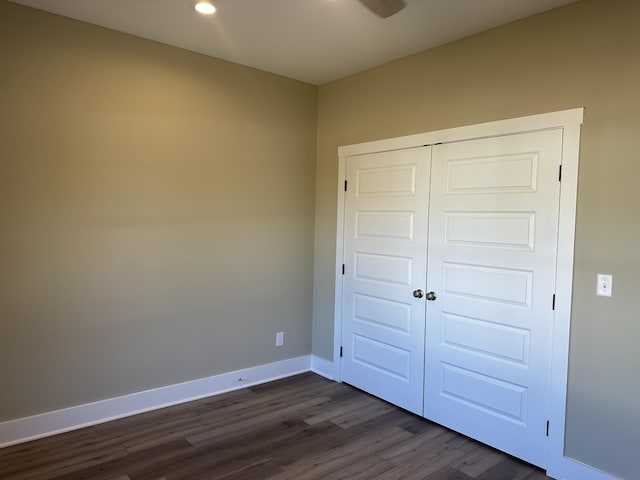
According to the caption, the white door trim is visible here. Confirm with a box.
[333,108,585,478]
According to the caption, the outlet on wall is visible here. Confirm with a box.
[275,331,284,347]
[596,273,613,297]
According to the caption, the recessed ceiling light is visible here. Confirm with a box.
[194,2,216,14]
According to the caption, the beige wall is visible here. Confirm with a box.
[2,0,639,478]
[313,0,640,478]
[0,1,317,420]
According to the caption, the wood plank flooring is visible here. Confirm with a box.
[0,373,552,480]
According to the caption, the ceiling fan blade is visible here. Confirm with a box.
[358,0,407,18]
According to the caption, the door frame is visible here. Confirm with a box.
[332,108,583,476]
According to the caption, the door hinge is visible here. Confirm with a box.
[340,346,343,358]
[552,294,556,311]
[342,264,345,275]
[344,180,348,191]
[546,420,550,437]
[558,165,562,181]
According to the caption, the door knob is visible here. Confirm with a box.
[412,289,424,298]
[425,291,437,301]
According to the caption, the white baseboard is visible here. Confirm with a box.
[310,355,336,380]
[548,456,621,480]
[0,355,311,448]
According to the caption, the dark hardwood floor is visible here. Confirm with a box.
[0,373,552,480]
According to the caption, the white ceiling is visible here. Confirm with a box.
[10,0,577,85]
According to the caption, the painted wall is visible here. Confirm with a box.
[0,1,317,421]
[2,0,639,478]
[312,0,640,478]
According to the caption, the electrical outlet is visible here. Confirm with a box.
[596,274,613,297]
[275,331,284,347]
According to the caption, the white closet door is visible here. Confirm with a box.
[424,130,563,467]
[341,146,431,415]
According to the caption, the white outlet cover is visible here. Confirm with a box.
[596,274,613,297]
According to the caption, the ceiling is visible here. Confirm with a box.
[10,0,577,85]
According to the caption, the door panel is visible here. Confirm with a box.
[341,147,430,415]
[424,130,562,467]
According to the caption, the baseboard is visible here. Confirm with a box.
[0,355,311,448]
[310,355,336,380]
[547,456,621,480]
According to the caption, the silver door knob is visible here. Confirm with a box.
[412,289,424,298]
[425,291,437,301]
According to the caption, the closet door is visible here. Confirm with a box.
[341,146,431,415]
[424,130,563,467]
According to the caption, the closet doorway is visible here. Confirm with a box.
[334,109,583,470]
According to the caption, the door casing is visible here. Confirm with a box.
[332,108,583,477]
